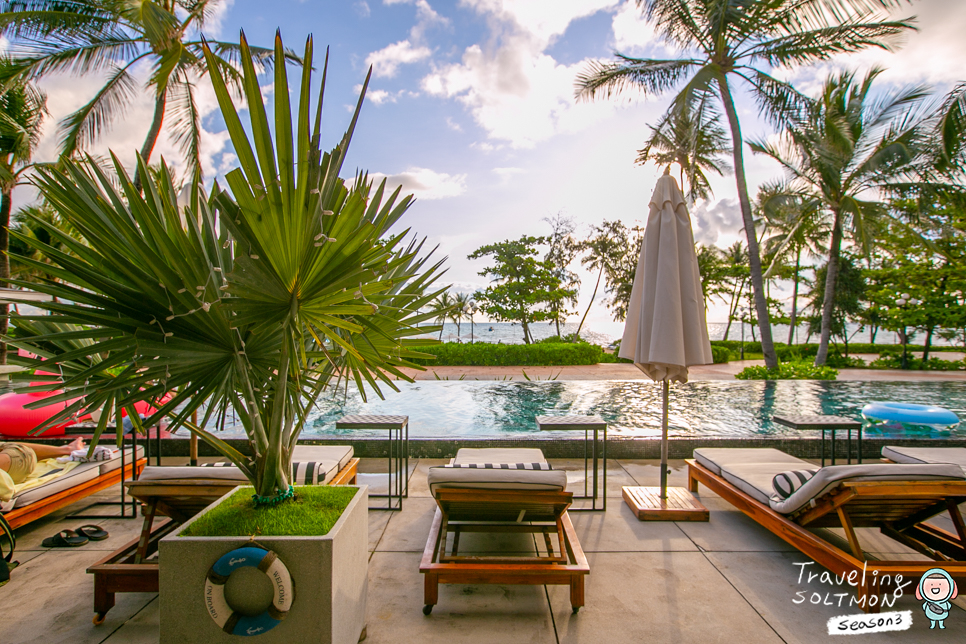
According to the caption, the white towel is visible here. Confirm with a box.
[56,445,115,463]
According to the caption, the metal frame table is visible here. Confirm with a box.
[773,415,864,466]
[536,415,607,511]
[336,414,408,511]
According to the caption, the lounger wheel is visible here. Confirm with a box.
[423,604,434,615]
[93,613,107,626]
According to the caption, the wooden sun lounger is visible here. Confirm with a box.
[419,488,589,615]
[687,458,966,612]
[4,457,146,530]
[87,457,359,625]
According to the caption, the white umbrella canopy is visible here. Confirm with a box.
[619,169,713,501]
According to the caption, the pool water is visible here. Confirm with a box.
[269,380,966,439]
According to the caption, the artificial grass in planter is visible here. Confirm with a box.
[181,485,358,538]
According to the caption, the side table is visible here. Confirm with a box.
[773,415,864,466]
[336,414,408,510]
[536,415,606,511]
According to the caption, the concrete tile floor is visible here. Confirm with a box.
[4,457,965,644]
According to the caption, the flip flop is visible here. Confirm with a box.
[41,530,88,548]
[75,525,109,541]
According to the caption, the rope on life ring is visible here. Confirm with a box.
[204,546,294,636]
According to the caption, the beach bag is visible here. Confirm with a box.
[0,513,17,587]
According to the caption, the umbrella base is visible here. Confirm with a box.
[622,486,709,522]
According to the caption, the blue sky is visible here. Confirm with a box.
[18,0,966,339]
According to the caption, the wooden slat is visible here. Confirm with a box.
[622,486,709,521]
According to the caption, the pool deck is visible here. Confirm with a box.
[398,354,966,382]
[6,457,966,644]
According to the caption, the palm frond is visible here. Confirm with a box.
[57,60,141,157]
[575,55,699,101]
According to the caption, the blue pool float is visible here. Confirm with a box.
[862,402,960,430]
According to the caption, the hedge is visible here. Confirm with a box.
[411,341,603,366]
[735,361,839,380]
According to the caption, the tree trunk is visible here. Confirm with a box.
[815,209,843,366]
[576,263,604,338]
[923,326,933,361]
[133,90,167,193]
[787,249,800,346]
[716,74,777,369]
[0,188,9,365]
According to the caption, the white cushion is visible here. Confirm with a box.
[4,462,101,510]
[137,465,248,483]
[292,445,354,471]
[693,448,806,476]
[98,446,146,475]
[720,462,808,505]
[882,446,966,474]
[770,463,966,515]
[428,448,567,496]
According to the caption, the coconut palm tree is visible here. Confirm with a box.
[636,92,730,203]
[431,291,454,341]
[575,0,915,369]
[450,292,470,342]
[7,33,446,504]
[0,0,298,189]
[758,189,829,345]
[749,68,935,364]
[0,60,46,364]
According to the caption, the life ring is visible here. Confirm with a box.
[862,402,960,429]
[204,546,294,636]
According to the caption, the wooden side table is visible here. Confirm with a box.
[536,415,606,511]
[336,414,408,510]
[773,415,864,466]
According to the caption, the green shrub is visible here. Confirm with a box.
[825,352,867,368]
[413,341,603,366]
[868,355,966,371]
[735,361,838,380]
[711,345,732,364]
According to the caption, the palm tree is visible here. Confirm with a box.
[0,0,298,189]
[758,190,829,345]
[749,68,934,364]
[450,292,470,342]
[575,0,915,369]
[431,291,454,341]
[0,60,46,364]
[636,92,730,203]
[720,241,748,341]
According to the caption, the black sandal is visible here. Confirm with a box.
[75,525,109,541]
[42,530,89,548]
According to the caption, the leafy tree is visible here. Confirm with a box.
[469,236,556,344]
[603,222,644,322]
[720,241,749,341]
[575,0,915,369]
[0,59,46,364]
[576,220,628,333]
[450,291,470,342]
[636,92,730,203]
[0,0,298,189]
[750,68,937,365]
[7,34,445,503]
[542,213,580,337]
[695,243,729,312]
[806,255,866,355]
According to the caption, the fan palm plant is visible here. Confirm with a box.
[0,59,46,364]
[749,68,935,364]
[0,0,298,189]
[5,32,446,505]
[575,0,916,369]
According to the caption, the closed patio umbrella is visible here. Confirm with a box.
[619,169,712,521]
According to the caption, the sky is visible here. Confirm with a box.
[11,0,966,340]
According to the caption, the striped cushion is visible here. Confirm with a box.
[442,462,552,470]
[772,469,819,499]
[201,461,325,485]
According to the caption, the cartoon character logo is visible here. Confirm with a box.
[916,568,959,629]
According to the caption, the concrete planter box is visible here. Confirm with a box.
[159,485,368,644]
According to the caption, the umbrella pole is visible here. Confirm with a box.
[661,378,669,499]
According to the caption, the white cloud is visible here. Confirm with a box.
[368,167,467,200]
[689,198,743,247]
[355,1,371,18]
[461,0,618,46]
[492,166,524,183]
[355,84,399,104]
[365,40,432,78]
[611,0,659,54]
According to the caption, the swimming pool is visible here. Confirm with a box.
[280,380,964,439]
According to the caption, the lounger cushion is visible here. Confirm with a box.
[720,461,812,505]
[138,465,249,483]
[882,446,966,474]
[772,469,819,499]
[98,446,145,475]
[293,445,354,471]
[694,447,806,475]
[428,448,567,496]
[3,462,102,510]
[770,463,966,515]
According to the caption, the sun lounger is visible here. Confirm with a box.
[420,448,589,615]
[881,446,966,473]
[687,448,966,612]
[87,447,358,624]
[2,446,145,529]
